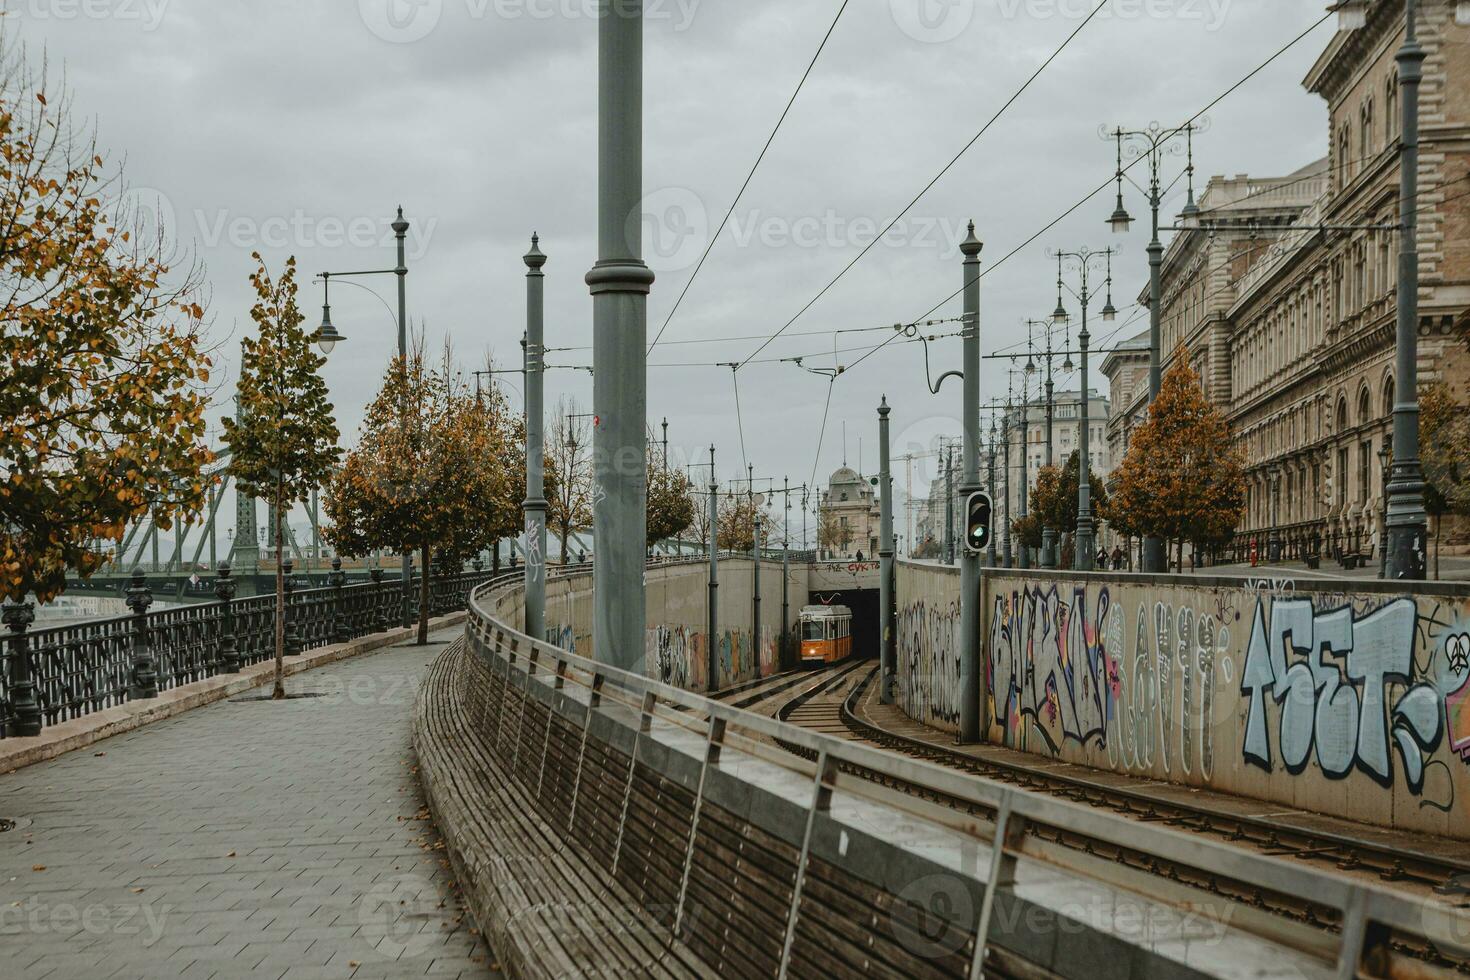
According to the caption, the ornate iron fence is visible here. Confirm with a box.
[0,563,494,738]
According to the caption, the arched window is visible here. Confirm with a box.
[1336,396,1348,434]
[1382,376,1395,417]
[1386,74,1398,143]
[1358,387,1372,426]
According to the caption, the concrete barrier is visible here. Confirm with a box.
[413,576,1433,979]
[893,563,1470,840]
[502,559,804,692]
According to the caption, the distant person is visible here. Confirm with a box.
[855,550,864,562]
[1096,547,1107,569]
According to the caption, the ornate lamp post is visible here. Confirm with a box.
[315,206,414,625]
[1051,247,1118,571]
[1106,121,1201,573]
[370,567,389,633]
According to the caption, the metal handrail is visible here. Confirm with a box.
[466,571,1470,977]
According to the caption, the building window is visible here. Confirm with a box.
[1359,441,1371,505]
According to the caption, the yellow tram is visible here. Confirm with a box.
[799,604,852,666]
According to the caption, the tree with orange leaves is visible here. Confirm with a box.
[1109,355,1245,568]
[0,50,214,603]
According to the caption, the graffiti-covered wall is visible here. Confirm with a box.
[894,560,964,733]
[889,564,1470,837]
[982,572,1470,839]
[525,559,798,694]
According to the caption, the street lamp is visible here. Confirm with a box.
[316,206,414,625]
[1340,0,1436,580]
[1051,246,1117,572]
[1105,121,1201,573]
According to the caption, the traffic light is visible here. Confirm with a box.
[964,491,993,554]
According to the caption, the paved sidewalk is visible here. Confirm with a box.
[0,628,500,980]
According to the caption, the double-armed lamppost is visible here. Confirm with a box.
[1050,247,1118,571]
[315,207,413,626]
[1023,318,1068,569]
[1105,122,1200,573]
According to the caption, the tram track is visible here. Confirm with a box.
[770,662,1470,972]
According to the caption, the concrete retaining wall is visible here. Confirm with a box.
[501,560,803,692]
[892,562,1470,839]
[894,559,964,732]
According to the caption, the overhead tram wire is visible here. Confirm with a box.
[549,327,965,372]
[647,0,852,354]
[842,7,1337,378]
[737,0,1111,371]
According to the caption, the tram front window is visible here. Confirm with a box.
[802,621,824,641]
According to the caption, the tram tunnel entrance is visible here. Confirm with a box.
[807,588,880,661]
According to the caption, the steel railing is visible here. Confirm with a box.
[1,569,495,737]
[464,572,1470,979]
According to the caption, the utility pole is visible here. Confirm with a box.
[707,445,719,692]
[524,234,548,643]
[1031,318,1057,570]
[986,420,999,569]
[661,417,669,470]
[878,397,896,705]
[943,443,955,565]
[1017,369,1030,570]
[781,475,791,667]
[1385,0,1429,580]
[958,222,983,743]
[393,209,411,628]
[589,1,654,669]
[1002,385,1014,569]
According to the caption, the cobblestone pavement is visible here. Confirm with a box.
[0,628,501,980]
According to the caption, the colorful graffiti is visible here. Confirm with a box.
[1240,597,1443,794]
[546,624,576,653]
[898,599,962,728]
[643,625,777,693]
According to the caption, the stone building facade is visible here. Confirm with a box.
[1103,1,1470,562]
[1000,387,1113,544]
[818,466,880,560]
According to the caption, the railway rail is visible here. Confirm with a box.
[768,660,1470,973]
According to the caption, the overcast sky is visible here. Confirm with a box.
[12,0,1336,528]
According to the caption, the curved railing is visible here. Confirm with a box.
[445,573,1470,979]
[1,569,494,737]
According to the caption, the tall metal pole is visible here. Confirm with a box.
[524,234,549,641]
[752,510,762,672]
[1041,322,1057,569]
[1017,376,1030,570]
[943,446,955,565]
[1386,0,1428,581]
[781,475,790,666]
[958,223,983,744]
[1002,404,1013,568]
[1076,282,1096,571]
[986,425,998,568]
[707,445,719,692]
[588,0,653,668]
[393,207,412,627]
[661,417,669,469]
[1142,157,1166,574]
[878,397,896,705]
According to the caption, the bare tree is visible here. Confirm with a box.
[548,397,592,564]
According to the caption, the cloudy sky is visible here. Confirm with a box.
[11,0,1337,539]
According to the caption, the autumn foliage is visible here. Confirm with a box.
[0,54,213,602]
[1108,355,1245,562]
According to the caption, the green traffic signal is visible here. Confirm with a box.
[965,491,993,553]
